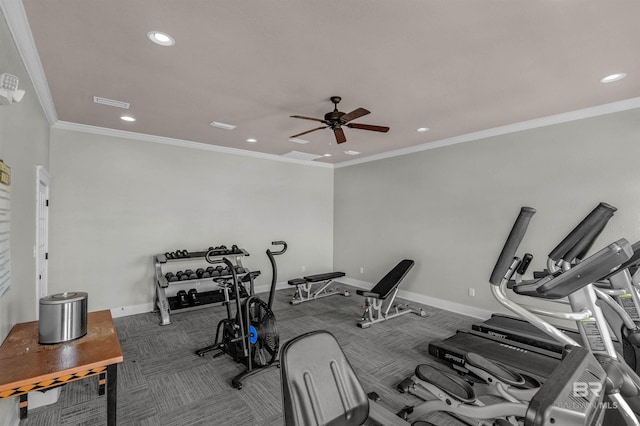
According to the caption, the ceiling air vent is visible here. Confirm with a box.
[288,137,310,144]
[209,121,237,130]
[93,96,130,109]
[280,151,323,161]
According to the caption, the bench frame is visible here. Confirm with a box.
[288,272,349,305]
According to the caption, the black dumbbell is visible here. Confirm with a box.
[176,290,189,308]
[184,269,197,280]
[176,271,189,281]
[231,244,239,253]
[165,272,178,282]
[188,289,200,305]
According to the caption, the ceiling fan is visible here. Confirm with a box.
[290,96,390,144]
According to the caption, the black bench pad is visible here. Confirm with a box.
[287,278,307,286]
[356,259,414,299]
[303,272,346,282]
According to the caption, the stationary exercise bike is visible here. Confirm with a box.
[195,241,287,389]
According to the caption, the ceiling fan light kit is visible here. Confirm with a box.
[290,96,389,144]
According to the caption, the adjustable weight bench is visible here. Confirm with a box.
[356,259,426,328]
[287,271,349,305]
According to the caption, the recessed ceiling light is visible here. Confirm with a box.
[209,121,237,130]
[417,127,430,133]
[246,138,257,143]
[323,153,332,157]
[120,115,136,122]
[147,31,175,46]
[600,73,626,83]
[344,150,360,156]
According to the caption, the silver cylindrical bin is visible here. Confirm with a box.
[39,292,88,344]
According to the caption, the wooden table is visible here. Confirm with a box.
[0,310,123,425]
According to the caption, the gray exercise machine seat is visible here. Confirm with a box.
[280,330,369,426]
[280,330,429,426]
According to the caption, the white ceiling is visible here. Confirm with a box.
[7,0,640,164]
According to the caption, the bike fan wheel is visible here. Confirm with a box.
[240,298,279,368]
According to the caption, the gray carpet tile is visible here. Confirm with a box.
[20,284,476,425]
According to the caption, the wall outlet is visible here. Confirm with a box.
[301,265,306,273]
[468,288,475,297]
[360,267,364,274]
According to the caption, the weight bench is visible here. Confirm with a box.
[356,259,426,328]
[287,271,349,305]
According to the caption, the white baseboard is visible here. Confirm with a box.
[338,276,493,320]
[110,302,154,318]
[106,283,291,319]
[107,279,492,321]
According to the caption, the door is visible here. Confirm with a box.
[36,166,49,318]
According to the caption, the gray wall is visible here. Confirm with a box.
[334,108,640,314]
[48,128,334,312]
[0,9,51,423]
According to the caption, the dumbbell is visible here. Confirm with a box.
[183,269,197,280]
[176,290,189,308]
[176,271,189,281]
[211,266,225,277]
[231,244,239,253]
[165,272,178,282]
[188,289,200,305]
[196,268,211,279]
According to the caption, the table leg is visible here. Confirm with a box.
[19,394,28,419]
[99,371,106,395]
[107,364,117,426]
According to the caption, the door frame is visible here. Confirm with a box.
[35,165,50,319]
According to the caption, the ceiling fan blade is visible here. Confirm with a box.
[340,107,370,123]
[346,123,390,133]
[290,115,326,123]
[334,127,347,144]
[290,126,327,138]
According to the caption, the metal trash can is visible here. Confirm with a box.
[39,292,88,344]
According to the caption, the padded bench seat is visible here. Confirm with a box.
[303,271,346,282]
[286,272,348,304]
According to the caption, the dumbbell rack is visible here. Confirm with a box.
[154,246,251,325]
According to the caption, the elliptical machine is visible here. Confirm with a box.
[196,241,287,389]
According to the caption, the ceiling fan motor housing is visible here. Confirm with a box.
[324,110,345,122]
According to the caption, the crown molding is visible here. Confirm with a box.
[336,96,640,168]
[5,0,638,169]
[52,121,334,168]
[1,0,58,125]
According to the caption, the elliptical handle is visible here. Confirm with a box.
[548,202,616,262]
[490,207,536,285]
[269,241,287,256]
